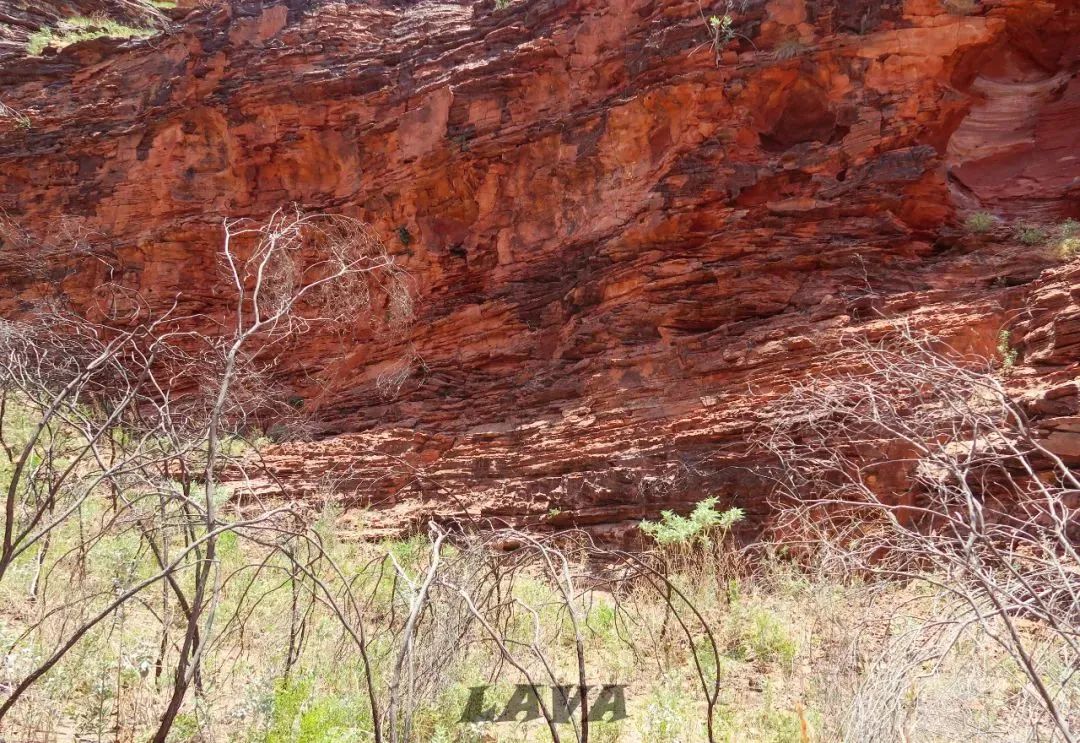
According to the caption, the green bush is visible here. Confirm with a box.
[964,211,996,234]
[640,497,744,546]
[1013,222,1048,246]
[1055,219,1080,260]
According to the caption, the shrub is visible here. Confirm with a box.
[1059,238,1080,260]
[639,497,744,546]
[964,211,995,233]
[1013,222,1048,245]
[1055,219,1080,260]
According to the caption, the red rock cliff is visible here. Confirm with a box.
[1,0,1079,538]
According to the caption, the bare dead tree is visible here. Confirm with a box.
[0,208,411,742]
[375,525,734,743]
[761,326,1079,742]
[151,208,409,743]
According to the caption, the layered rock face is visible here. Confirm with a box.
[1,0,1078,538]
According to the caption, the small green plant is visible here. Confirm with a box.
[1013,222,1048,246]
[385,532,430,571]
[494,0,514,8]
[396,225,413,246]
[695,1,757,67]
[640,497,744,546]
[1055,219,1080,260]
[587,601,618,642]
[709,14,736,44]
[741,609,797,666]
[997,329,1018,373]
[726,577,742,603]
[964,211,996,234]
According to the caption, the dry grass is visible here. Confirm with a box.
[1,524,1069,742]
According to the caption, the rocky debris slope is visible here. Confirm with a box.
[0,0,1078,538]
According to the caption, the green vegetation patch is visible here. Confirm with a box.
[27,16,156,56]
[964,211,996,234]
[1055,219,1080,260]
[1013,222,1048,246]
[640,497,744,546]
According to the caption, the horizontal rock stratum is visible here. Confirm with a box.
[1,0,1079,539]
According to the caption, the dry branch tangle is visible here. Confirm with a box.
[1,0,1079,535]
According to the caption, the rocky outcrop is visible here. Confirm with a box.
[1,0,1078,538]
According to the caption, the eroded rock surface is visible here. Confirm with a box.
[1,0,1078,537]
